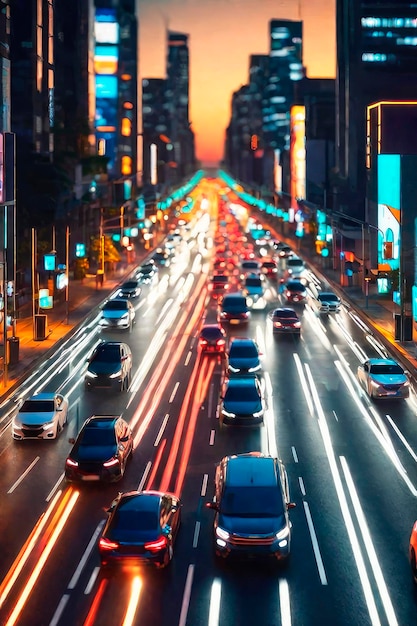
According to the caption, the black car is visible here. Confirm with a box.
[99,490,181,568]
[85,341,132,391]
[65,415,133,483]
[218,293,250,325]
[152,248,171,267]
[117,280,141,299]
[136,262,158,284]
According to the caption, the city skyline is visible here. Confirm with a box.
[139,0,336,166]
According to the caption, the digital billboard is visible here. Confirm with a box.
[290,105,306,211]
[377,154,400,271]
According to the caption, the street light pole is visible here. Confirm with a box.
[65,226,70,324]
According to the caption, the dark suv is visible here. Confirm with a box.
[206,452,295,562]
[218,293,250,326]
[85,341,132,391]
[65,415,133,483]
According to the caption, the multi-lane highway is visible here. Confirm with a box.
[0,185,417,626]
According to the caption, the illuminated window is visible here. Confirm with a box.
[123,101,134,110]
[97,139,106,156]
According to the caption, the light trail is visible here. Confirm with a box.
[121,576,142,626]
[5,489,79,626]
[279,579,292,626]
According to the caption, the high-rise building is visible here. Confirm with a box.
[336,0,417,220]
[142,78,172,188]
[0,0,10,134]
[166,31,195,181]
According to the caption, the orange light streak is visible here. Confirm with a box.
[144,438,167,490]
[82,578,109,626]
[0,489,64,609]
[132,279,208,447]
[122,576,143,626]
[175,358,215,496]
[5,490,79,626]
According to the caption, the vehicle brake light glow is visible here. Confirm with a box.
[99,537,119,551]
[66,458,79,467]
[144,536,167,552]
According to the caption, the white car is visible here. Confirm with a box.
[99,298,136,331]
[357,358,410,400]
[12,392,69,440]
[310,291,341,314]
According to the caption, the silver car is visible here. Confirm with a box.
[13,392,69,440]
[99,298,135,331]
[357,358,409,399]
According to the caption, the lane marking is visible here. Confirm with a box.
[8,456,40,494]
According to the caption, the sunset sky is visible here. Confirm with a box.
[138,0,336,166]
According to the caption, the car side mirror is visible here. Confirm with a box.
[68,437,75,444]
[205,501,218,511]
[287,502,296,510]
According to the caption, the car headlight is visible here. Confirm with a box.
[120,313,129,321]
[85,370,98,378]
[248,364,261,373]
[109,370,122,379]
[253,408,264,418]
[370,379,381,388]
[222,409,236,418]
[43,421,55,430]
[216,526,230,541]
[276,525,290,541]
[229,365,240,373]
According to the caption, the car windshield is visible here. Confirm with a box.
[103,300,128,311]
[225,384,259,401]
[274,310,297,319]
[121,282,137,290]
[370,364,404,375]
[79,427,116,446]
[213,276,228,283]
[222,299,247,312]
[92,346,120,362]
[287,259,303,267]
[245,278,262,287]
[318,293,339,302]
[221,486,284,517]
[262,262,275,268]
[230,343,258,358]
[20,400,54,413]
[242,262,258,269]
[287,282,305,291]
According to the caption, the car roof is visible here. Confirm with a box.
[318,291,338,297]
[225,376,258,388]
[117,491,162,512]
[83,415,120,429]
[286,281,306,288]
[225,455,278,487]
[229,337,256,346]
[273,308,299,316]
[367,358,399,366]
[27,392,57,401]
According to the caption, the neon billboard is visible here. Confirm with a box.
[290,105,306,212]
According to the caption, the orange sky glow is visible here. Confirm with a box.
[139,0,336,166]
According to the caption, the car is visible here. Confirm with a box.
[226,337,261,375]
[285,257,305,278]
[85,341,132,391]
[152,248,171,267]
[242,273,266,309]
[219,376,265,426]
[206,452,296,562]
[65,415,133,482]
[357,358,410,400]
[269,308,301,336]
[12,392,69,440]
[240,260,261,279]
[277,245,293,258]
[136,263,158,284]
[116,280,141,300]
[310,290,341,313]
[218,293,250,326]
[99,298,135,331]
[198,324,227,354]
[409,521,417,583]
[210,274,230,298]
[98,490,181,569]
[284,280,307,304]
[261,260,278,277]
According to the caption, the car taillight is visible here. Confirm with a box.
[200,338,208,346]
[103,458,120,468]
[286,291,291,297]
[99,537,119,551]
[274,321,282,327]
[294,321,301,328]
[144,536,167,552]
[216,339,226,346]
[66,458,78,467]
